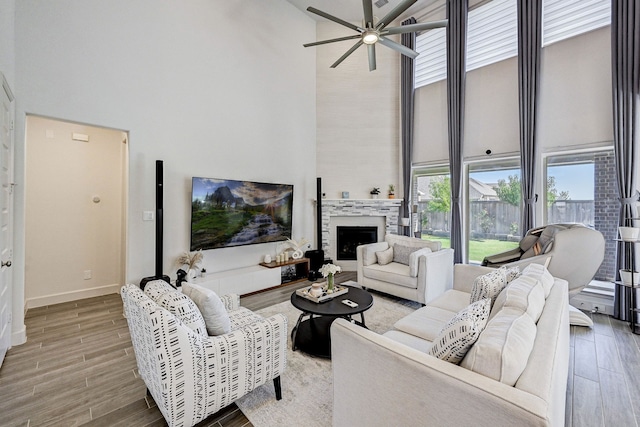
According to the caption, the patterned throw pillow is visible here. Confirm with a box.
[428,298,491,364]
[376,247,394,265]
[182,282,231,336]
[392,244,419,265]
[470,266,520,307]
[156,291,208,336]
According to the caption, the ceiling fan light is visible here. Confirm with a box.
[362,31,379,45]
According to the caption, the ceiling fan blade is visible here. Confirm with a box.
[363,0,374,28]
[331,40,364,68]
[307,7,362,32]
[304,35,362,48]
[378,36,419,59]
[376,0,418,30]
[368,44,377,71]
[383,20,448,35]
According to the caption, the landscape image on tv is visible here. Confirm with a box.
[190,177,293,251]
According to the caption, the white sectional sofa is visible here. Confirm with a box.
[356,234,455,305]
[331,263,570,426]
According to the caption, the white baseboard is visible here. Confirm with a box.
[11,325,26,346]
[25,283,122,309]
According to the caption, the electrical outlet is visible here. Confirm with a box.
[84,270,92,280]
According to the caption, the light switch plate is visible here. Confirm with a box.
[143,211,154,221]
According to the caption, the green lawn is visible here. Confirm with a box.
[421,234,519,263]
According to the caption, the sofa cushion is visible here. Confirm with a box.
[156,291,208,336]
[143,280,175,302]
[393,244,420,265]
[461,307,537,386]
[522,263,554,297]
[383,330,433,353]
[363,263,417,289]
[427,289,472,314]
[393,305,459,341]
[490,275,545,322]
[428,298,491,364]
[376,247,394,265]
[182,282,231,336]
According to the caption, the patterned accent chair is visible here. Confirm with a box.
[121,282,287,427]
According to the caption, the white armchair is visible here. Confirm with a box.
[356,234,454,305]
[121,282,287,427]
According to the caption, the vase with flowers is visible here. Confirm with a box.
[319,263,342,292]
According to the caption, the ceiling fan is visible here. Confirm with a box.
[303,0,448,71]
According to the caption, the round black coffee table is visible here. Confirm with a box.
[290,286,373,359]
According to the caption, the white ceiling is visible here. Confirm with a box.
[285,0,445,23]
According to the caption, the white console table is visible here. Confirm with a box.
[189,265,281,296]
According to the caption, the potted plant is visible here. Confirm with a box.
[370,187,380,199]
[388,184,395,199]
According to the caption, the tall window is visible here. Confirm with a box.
[467,161,521,264]
[414,0,611,88]
[544,148,615,280]
[413,168,451,248]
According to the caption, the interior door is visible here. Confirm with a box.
[0,74,14,367]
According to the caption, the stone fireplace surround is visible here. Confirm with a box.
[320,199,403,271]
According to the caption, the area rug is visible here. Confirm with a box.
[235,288,420,427]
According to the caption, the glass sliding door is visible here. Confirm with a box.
[544,149,614,281]
[467,160,521,264]
[413,168,451,248]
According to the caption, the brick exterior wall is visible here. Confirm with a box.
[594,151,619,281]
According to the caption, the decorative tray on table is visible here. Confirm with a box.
[295,283,349,303]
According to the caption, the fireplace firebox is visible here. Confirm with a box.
[337,226,378,260]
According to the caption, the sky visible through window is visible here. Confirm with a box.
[472,164,594,201]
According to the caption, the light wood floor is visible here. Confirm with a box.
[0,273,638,426]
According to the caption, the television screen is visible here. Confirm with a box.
[190,177,293,251]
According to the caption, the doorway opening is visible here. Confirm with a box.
[24,115,128,308]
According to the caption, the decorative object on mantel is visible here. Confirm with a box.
[370,187,380,199]
[319,263,342,292]
[302,0,448,72]
[342,191,350,199]
[176,250,204,281]
[263,254,272,263]
[388,184,395,199]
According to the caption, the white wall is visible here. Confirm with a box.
[12,0,316,342]
[315,22,401,199]
[25,116,126,307]
[0,0,15,88]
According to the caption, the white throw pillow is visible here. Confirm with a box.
[461,307,537,386]
[156,291,208,336]
[522,263,554,297]
[490,275,545,322]
[182,282,231,336]
[376,247,394,265]
[428,298,491,364]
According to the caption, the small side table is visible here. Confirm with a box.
[290,286,373,359]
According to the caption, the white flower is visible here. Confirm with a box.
[319,263,342,278]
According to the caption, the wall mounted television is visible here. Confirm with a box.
[190,177,293,251]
